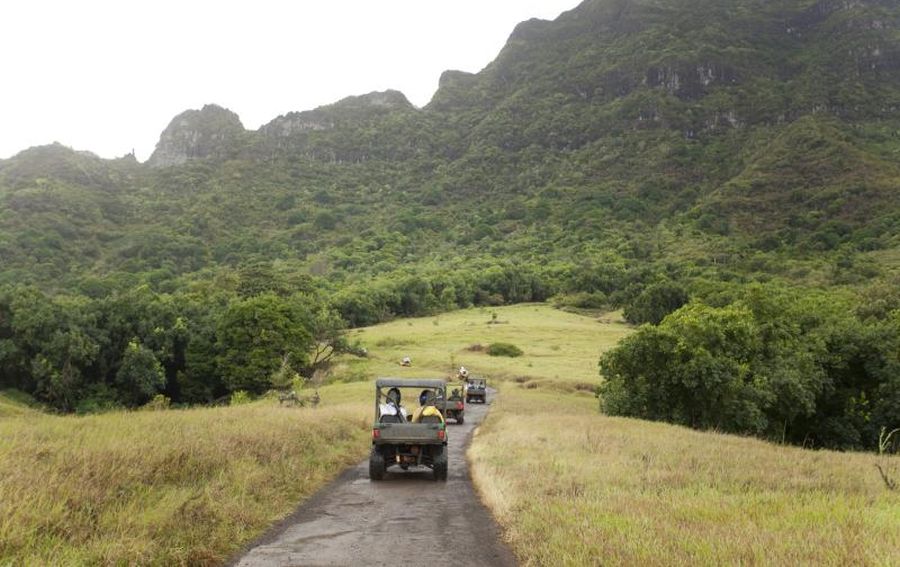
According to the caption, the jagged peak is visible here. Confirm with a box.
[147,103,247,167]
[508,17,553,41]
[164,104,244,130]
[329,89,413,110]
[438,70,477,89]
[260,90,415,139]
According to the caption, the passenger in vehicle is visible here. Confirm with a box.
[379,387,408,422]
[412,389,444,424]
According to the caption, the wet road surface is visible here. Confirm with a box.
[233,394,515,567]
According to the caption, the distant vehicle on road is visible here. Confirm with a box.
[466,377,487,404]
[441,386,465,424]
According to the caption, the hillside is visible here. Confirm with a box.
[0,0,898,293]
[1,0,899,427]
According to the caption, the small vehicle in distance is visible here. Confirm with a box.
[370,378,448,481]
[465,377,487,403]
[442,386,465,424]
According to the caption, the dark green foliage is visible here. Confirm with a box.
[552,291,608,309]
[0,0,897,296]
[0,283,326,410]
[0,0,899,430]
[486,343,524,357]
[601,284,900,450]
[623,281,689,325]
[215,294,313,394]
[115,340,165,405]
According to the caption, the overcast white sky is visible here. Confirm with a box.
[1,0,580,162]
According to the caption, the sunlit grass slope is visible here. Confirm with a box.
[469,389,900,566]
[0,383,370,566]
[0,390,40,418]
[346,303,632,391]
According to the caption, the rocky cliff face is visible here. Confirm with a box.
[256,90,419,162]
[145,92,418,167]
[259,90,414,138]
[147,104,247,167]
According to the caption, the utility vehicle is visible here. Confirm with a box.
[441,386,465,424]
[465,377,487,403]
[370,378,448,481]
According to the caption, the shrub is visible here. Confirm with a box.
[487,342,524,357]
[623,281,689,325]
[141,394,171,411]
[230,390,252,405]
[552,291,607,309]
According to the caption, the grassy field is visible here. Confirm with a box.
[0,389,41,418]
[0,303,626,565]
[355,305,899,564]
[343,303,632,392]
[0,384,370,566]
[470,389,900,565]
[3,303,897,565]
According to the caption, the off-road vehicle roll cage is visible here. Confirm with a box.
[370,378,449,481]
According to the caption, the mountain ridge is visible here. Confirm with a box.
[1,0,898,291]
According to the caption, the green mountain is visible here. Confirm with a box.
[1,0,899,292]
[3,0,899,437]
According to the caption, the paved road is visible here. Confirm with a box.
[233,394,516,567]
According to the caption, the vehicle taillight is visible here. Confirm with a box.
[372,428,380,439]
[438,429,445,441]
[457,402,464,409]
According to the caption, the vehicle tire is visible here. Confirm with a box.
[466,396,471,403]
[456,415,464,425]
[433,447,448,481]
[369,448,385,481]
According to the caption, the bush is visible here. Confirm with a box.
[230,390,252,405]
[74,384,122,414]
[552,291,607,309]
[487,342,524,357]
[623,281,689,325]
[141,394,171,411]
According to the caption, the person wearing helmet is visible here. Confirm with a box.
[411,389,444,423]
[379,386,408,422]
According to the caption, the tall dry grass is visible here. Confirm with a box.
[0,392,369,565]
[469,388,900,566]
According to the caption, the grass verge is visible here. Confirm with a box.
[469,387,900,566]
[0,384,369,565]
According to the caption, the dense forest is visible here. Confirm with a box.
[1,0,898,449]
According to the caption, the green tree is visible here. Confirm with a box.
[623,281,689,325]
[303,306,351,375]
[215,294,313,394]
[115,339,165,405]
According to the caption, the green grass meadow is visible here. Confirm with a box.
[344,304,632,391]
[2,303,898,565]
